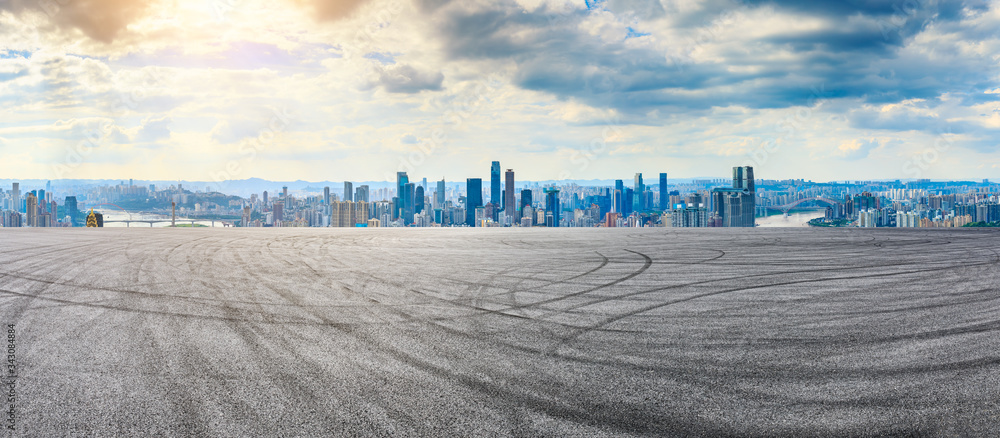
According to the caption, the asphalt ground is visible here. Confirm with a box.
[1,227,999,436]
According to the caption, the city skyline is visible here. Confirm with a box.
[1,1,999,182]
[4,161,998,229]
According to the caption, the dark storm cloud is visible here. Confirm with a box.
[424,0,998,114]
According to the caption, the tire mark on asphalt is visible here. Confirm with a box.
[550,251,1000,353]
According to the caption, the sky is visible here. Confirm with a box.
[0,0,998,183]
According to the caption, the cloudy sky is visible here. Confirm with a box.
[0,0,998,182]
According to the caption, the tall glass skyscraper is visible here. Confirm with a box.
[659,173,667,211]
[520,189,532,213]
[355,185,370,203]
[466,178,483,227]
[436,179,446,209]
[711,166,756,227]
[544,188,560,227]
[397,172,409,220]
[633,173,644,211]
[414,185,424,214]
[65,196,79,226]
[403,182,415,225]
[490,161,501,206]
[614,180,623,213]
[344,181,353,202]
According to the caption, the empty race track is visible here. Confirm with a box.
[2,228,999,436]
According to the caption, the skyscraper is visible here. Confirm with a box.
[324,186,331,204]
[436,179,445,209]
[344,181,354,202]
[623,187,634,216]
[355,185,370,203]
[397,171,409,220]
[733,166,754,192]
[282,186,288,199]
[520,189,532,214]
[466,178,483,227]
[65,196,79,226]
[634,173,644,211]
[544,188,560,227]
[614,180,623,213]
[25,193,37,227]
[11,183,19,213]
[403,182,415,225]
[415,185,425,214]
[272,201,284,224]
[711,166,756,227]
[504,169,515,220]
[490,161,501,207]
[659,173,667,211]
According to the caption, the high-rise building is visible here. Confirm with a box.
[65,196,79,226]
[659,173,668,211]
[272,201,284,225]
[733,166,754,192]
[490,161,501,207]
[436,179,446,209]
[25,193,37,227]
[263,190,268,205]
[520,189,532,214]
[324,187,331,204]
[614,180,624,213]
[11,183,20,213]
[711,166,756,227]
[397,172,409,220]
[504,169,515,220]
[466,178,483,227]
[331,201,369,227]
[403,183,416,225]
[544,188,560,227]
[344,182,354,202]
[622,187,634,216]
[355,185,370,203]
[282,186,288,199]
[634,173,644,211]
[415,186,425,214]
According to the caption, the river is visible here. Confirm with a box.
[93,209,222,228]
[756,209,826,227]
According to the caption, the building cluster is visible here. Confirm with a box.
[753,178,999,227]
[0,165,762,228]
[6,169,997,230]
[0,181,76,228]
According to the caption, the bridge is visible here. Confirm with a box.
[102,219,229,227]
[88,203,231,227]
[764,197,842,214]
